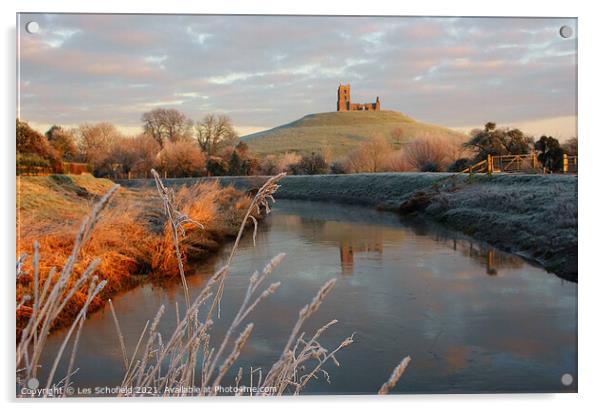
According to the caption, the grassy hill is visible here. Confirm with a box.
[242,110,467,158]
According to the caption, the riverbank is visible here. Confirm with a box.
[16,174,254,335]
[119,173,578,281]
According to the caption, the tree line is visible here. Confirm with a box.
[16,110,578,177]
[16,109,256,178]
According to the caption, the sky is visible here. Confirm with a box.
[18,14,577,139]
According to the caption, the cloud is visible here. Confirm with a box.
[18,14,577,137]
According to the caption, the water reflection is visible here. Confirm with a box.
[39,199,577,394]
[339,240,383,275]
[280,204,526,278]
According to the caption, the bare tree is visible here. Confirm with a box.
[156,140,207,177]
[77,122,122,166]
[142,108,192,148]
[345,135,392,173]
[195,114,238,156]
[404,133,450,172]
[111,133,161,177]
[562,136,578,156]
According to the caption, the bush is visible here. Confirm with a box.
[16,153,51,175]
[330,160,348,174]
[388,150,413,172]
[290,152,329,175]
[206,156,229,176]
[465,122,533,161]
[447,158,472,172]
[16,120,61,167]
[156,140,207,177]
[344,135,392,173]
[535,135,564,173]
[404,135,450,172]
[46,126,79,161]
[420,162,441,172]
[226,142,261,176]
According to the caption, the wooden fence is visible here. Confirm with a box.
[462,154,577,174]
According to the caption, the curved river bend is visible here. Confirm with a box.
[42,200,577,394]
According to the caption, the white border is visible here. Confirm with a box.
[2,1,600,410]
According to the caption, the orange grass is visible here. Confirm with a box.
[17,175,253,336]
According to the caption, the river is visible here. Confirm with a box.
[40,199,577,395]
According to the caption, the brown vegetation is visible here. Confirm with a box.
[155,140,207,177]
[404,134,454,172]
[344,135,393,173]
[16,174,255,337]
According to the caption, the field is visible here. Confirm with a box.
[241,111,466,157]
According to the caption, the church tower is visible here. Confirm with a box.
[336,83,381,112]
[337,84,350,111]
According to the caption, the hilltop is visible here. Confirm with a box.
[241,110,467,157]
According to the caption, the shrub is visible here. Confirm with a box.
[420,162,441,172]
[388,150,413,172]
[535,135,564,173]
[156,140,207,177]
[206,156,229,176]
[260,155,278,175]
[16,120,61,167]
[447,158,472,172]
[404,135,450,172]
[344,135,392,173]
[16,153,51,175]
[330,160,348,174]
[46,126,79,161]
[465,122,533,161]
[278,152,302,174]
[291,152,329,175]
[562,137,578,156]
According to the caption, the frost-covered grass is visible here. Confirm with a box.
[424,174,577,280]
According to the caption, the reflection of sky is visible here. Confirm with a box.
[40,200,576,394]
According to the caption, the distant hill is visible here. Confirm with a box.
[241,110,467,158]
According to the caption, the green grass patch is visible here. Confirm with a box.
[242,110,466,157]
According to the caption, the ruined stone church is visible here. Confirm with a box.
[336,84,380,112]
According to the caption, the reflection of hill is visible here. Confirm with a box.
[270,200,529,277]
[339,240,383,275]
[448,239,525,276]
[271,212,402,275]
[405,218,526,275]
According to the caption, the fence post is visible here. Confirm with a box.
[563,154,568,174]
[487,154,493,174]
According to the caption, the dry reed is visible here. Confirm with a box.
[16,172,410,397]
[16,184,119,397]
[378,356,411,395]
